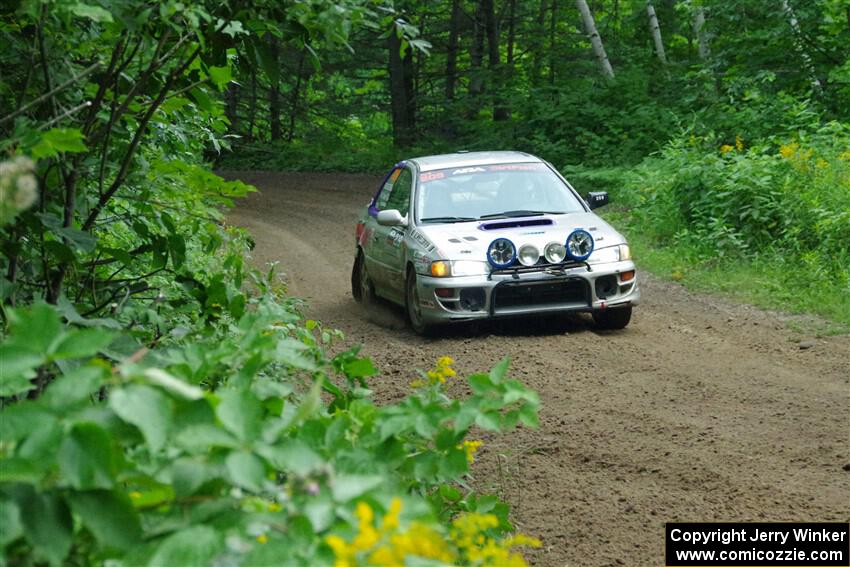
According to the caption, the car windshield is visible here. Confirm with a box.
[415,162,585,223]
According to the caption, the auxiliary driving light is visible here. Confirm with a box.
[487,238,516,268]
[544,241,567,264]
[565,229,594,261]
[517,244,540,266]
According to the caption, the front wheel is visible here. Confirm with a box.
[592,305,632,330]
[406,268,434,336]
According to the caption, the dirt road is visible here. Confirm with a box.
[227,171,850,566]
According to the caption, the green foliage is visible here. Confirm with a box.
[1,299,539,565]
[573,119,850,326]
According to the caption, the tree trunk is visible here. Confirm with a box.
[468,3,485,115]
[549,0,558,85]
[575,0,615,78]
[445,0,461,101]
[693,6,710,60]
[268,37,281,141]
[287,48,306,142]
[646,0,668,64]
[247,66,257,142]
[531,0,547,86]
[225,82,239,131]
[781,0,823,94]
[389,30,415,146]
[482,0,508,120]
[506,0,516,65]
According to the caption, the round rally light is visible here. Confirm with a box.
[518,244,540,266]
[565,229,594,261]
[544,241,567,264]
[487,238,516,268]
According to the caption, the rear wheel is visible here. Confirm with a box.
[406,268,434,336]
[592,305,632,330]
[351,250,374,304]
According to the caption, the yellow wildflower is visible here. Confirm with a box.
[325,534,353,567]
[458,439,483,464]
[415,356,458,387]
[437,356,454,366]
[267,502,282,512]
[779,142,798,159]
[719,144,734,155]
[815,158,829,170]
[735,135,743,151]
[382,498,402,532]
[256,534,268,544]
[353,502,379,550]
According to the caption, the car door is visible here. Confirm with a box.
[363,166,410,300]
[375,167,412,298]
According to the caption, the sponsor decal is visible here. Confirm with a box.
[452,166,486,175]
[410,230,435,251]
[419,171,446,182]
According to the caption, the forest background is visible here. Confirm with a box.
[0,0,848,565]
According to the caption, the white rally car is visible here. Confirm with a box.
[351,151,639,334]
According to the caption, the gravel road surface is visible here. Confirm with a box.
[227,171,850,567]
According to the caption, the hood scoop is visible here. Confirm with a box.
[479,218,554,231]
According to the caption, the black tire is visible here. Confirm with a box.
[592,305,632,330]
[351,250,375,304]
[405,268,434,336]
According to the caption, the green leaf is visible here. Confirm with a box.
[148,526,223,567]
[489,357,510,384]
[16,488,72,566]
[31,128,87,159]
[110,385,172,452]
[0,345,40,396]
[170,459,208,497]
[343,357,377,379]
[216,388,262,441]
[67,491,141,551]
[8,302,63,354]
[439,447,469,479]
[225,451,265,492]
[70,3,114,22]
[474,412,501,431]
[51,328,113,360]
[0,498,23,548]
[331,474,383,503]
[468,373,492,394]
[58,422,116,489]
[175,424,238,451]
[208,65,232,89]
[56,226,98,253]
[257,440,323,476]
[519,403,539,428]
[41,366,105,409]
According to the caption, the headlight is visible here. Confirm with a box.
[544,241,567,263]
[487,238,516,268]
[517,244,540,266]
[565,229,594,261]
[587,244,632,264]
[430,260,489,277]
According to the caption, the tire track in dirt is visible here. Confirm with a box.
[226,171,850,567]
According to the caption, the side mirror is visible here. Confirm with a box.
[376,209,408,227]
[585,191,609,210]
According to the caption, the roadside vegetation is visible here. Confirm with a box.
[1,1,541,565]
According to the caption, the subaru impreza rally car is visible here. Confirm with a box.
[351,151,639,334]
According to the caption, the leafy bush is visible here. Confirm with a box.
[588,120,850,324]
[1,295,540,565]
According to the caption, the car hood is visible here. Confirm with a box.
[415,212,627,261]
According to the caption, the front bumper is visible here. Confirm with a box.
[416,260,640,324]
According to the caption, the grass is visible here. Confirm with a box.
[602,210,850,336]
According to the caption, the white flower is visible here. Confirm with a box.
[13,174,38,210]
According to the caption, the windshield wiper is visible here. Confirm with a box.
[420,216,478,223]
[478,210,566,220]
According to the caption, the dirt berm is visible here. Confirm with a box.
[226,171,850,566]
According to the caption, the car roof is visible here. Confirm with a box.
[408,151,542,172]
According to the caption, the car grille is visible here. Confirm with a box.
[492,278,590,312]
